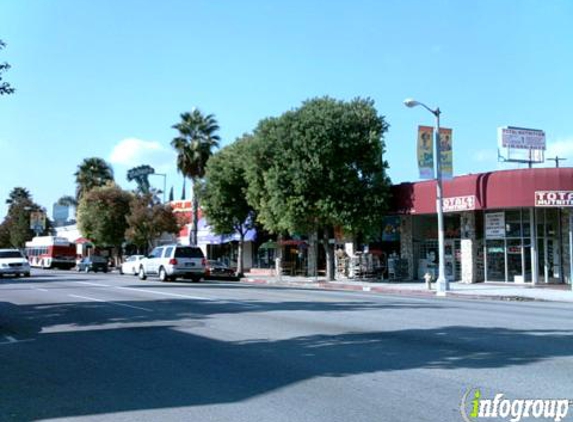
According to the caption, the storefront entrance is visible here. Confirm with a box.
[484,209,562,283]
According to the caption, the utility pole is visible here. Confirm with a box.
[548,156,566,168]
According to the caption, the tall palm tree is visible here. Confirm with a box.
[171,109,220,245]
[74,157,115,201]
[6,187,32,206]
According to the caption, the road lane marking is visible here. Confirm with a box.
[116,286,214,301]
[116,287,261,309]
[0,335,35,345]
[34,288,49,292]
[68,294,154,312]
[77,281,111,287]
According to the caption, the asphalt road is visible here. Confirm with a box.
[1,270,572,422]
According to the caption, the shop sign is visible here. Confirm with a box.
[535,191,573,207]
[485,212,505,239]
[443,195,476,212]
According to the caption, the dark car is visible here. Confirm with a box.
[205,260,236,279]
[77,256,109,273]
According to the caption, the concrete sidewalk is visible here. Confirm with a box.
[240,274,573,303]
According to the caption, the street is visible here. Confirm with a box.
[1,270,573,422]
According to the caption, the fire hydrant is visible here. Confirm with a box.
[424,272,433,290]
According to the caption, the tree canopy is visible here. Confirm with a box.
[202,137,255,275]
[125,193,180,252]
[0,187,46,247]
[77,183,132,249]
[247,96,390,238]
[74,157,115,201]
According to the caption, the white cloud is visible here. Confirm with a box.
[109,137,175,173]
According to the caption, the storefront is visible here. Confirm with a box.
[391,168,573,284]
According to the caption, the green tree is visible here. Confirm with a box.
[74,157,115,201]
[57,195,78,208]
[171,109,220,245]
[126,165,154,194]
[1,187,45,247]
[246,97,391,280]
[0,40,15,96]
[202,137,255,276]
[77,183,132,257]
[125,193,180,253]
[6,187,32,207]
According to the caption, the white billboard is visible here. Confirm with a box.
[498,127,546,150]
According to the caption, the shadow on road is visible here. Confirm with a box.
[1,284,572,420]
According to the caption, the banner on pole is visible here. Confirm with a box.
[417,126,434,179]
[439,128,453,180]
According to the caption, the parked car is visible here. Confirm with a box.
[119,255,145,275]
[138,244,206,282]
[77,256,109,273]
[0,249,31,278]
[205,260,236,279]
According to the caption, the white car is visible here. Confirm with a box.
[119,255,145,275]
[0,249,31,278]
[138,245,206,282]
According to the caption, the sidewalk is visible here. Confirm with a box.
[239,274,573,303]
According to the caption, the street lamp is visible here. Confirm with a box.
[150,173,167,203]
[404,98,449,296]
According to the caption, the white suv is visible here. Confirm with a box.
[138,245,206,282]
[0,249,31,278]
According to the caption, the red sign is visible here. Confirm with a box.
[535,191,573,207]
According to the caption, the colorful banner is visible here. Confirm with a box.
[417,126,434,179]
[439,127,453,180]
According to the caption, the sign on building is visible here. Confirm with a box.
[485,212,505,239]
[535,191,573,207]
[443,195,476,212]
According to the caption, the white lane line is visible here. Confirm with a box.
[116,286,213,301]
[77,281,111,287]
[35,288,49,292]
[117,287,260,309]
[68,294,154,312]
[0,335,35,345]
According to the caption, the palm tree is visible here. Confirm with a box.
[171,109,220,245]
[6,187,32,206]
[74,157,114,201]
[57,195,78,207]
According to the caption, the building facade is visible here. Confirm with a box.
[390,168,573,284]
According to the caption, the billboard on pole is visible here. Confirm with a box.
[497,126,545,165]
[417,125,434,179]
[30,211,46,233]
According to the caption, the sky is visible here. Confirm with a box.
[1,0,572,219]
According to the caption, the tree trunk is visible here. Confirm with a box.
[323,226,335,281]
[236,233,245,277]
[190,179,198,246]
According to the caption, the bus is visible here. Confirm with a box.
[25,236,77,269]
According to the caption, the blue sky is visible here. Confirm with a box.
[1,0,572,219]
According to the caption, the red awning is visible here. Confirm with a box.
[74,237,92,244]
[391,168,573,214]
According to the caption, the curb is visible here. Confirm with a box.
[239,277,544,302]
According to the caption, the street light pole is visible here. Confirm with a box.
[150,173,167,203]
[404,98,449,295]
